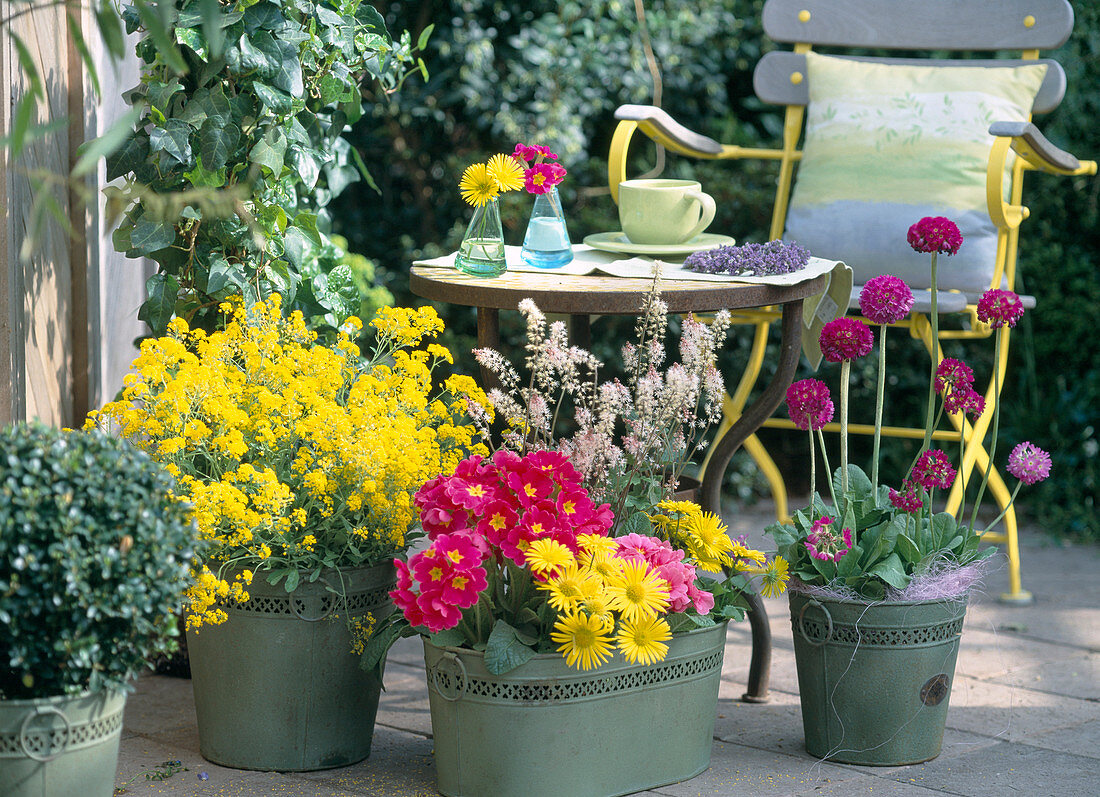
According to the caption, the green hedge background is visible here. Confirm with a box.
[332,0,1098,540]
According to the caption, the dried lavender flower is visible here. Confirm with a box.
[683,240,810,277]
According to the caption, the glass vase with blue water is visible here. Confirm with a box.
[520,186,573,268]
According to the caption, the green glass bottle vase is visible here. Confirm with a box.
[455,197,507,277]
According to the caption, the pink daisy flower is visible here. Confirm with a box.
[859,275,915,325]
[907,216,963,255]
[819,317,874,363]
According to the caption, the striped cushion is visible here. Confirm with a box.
[784,53,1047,293]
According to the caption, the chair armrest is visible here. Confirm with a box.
[609,105,789,201]
[614,105,726,158]
[988,121,1097,176]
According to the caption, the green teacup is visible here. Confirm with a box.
[617,179,717,246]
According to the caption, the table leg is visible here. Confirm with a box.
[477,307,501,391]
[701,299,805,704]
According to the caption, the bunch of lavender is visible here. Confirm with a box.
[469,278,732,530]
[684,240,810,277]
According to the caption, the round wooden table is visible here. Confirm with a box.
[410,264,830,703]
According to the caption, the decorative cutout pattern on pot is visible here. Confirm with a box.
[0,705,123,761]
[798,608,964,646]
[223,583,392,619]
[428,649,723,704]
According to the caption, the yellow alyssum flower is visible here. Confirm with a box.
[87,294,486,629]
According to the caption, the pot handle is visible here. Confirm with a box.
[430,652,468,702]
[797,598,833,647]
[20,705,71,762]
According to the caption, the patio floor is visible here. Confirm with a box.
[116,501,1100,796]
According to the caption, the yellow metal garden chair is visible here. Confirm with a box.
[608,0,1095,606]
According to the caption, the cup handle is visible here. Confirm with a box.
[682,190,716,242]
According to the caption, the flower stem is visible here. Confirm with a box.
[817,428,839,511]
[981,481,1022,533]
[922,252,940,455]
[808,426,816,500]
[840,358,851,495]
[871,324,887,494]
[970,328,1004,531]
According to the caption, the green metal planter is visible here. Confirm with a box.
[424,621,728,797]
[789,591,968,765]
[0,690,126,797]
[187,562,395,771]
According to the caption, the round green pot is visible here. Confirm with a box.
[789,591,968,765]
[186,562,395,771]
[0,690,126,797]
[424,621,728,797]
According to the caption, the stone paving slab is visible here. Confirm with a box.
[946,674,1100,742]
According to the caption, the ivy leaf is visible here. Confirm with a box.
[289,146,321,189]
[313,265,357,317]
[248,127,287,174]
[199,118,240,170]
[184,161,226,188]
[139,273,181,335]
[251,82,293,114]
[265,35,304,97]
[75,107,143,179]
[149,119,193,165]
[206,255,232,294]
[484,619,536,676]
[243,1,285,35]
[130,216,177,254]
[175,26,209,60]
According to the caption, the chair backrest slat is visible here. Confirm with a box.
[762,0,1073,51]
[753,53,1067,114]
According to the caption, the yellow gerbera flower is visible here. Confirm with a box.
[550,612,615,671]
[616,615,672,665]
[486,153,525,192]
[605,559,670,623]
[730,540,767,565]
[459,162,499,206]
[538,561,591,613]
[759,556,789,598]
[525,538,575,579]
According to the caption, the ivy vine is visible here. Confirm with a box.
[107,0,427,334]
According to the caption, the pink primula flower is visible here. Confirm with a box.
[1006,442,1052,486]
[859,275,915,325]
[803,515,853,562]
[525,162,563,195]
[934,358,975,395]
[785,378,835,431]
[819,317,874,363]
[889,480,924,513]
[907,216,963,255]
[977,289,1025,329]
[912,449,956,491]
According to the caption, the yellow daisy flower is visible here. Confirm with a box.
[525,538,575,579]
[486,153,525,192]
[616,615,673,665]
[687,510,736,571]
[731,540,767,565]
[539,561,591,613]
[459,162,499,206]
[550,612,615,671]
[577,533,618,557]
[605,559,670,623]
[760,556,789,598]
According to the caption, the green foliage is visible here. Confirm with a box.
[109,0,420,335]
[766,466,994,600]
[0,423,203,699]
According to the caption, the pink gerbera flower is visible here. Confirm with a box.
[819,317,874,362]
[859,275,915,325]
[907,216,963,255]
[1006,442,1052,486]
[785,378,834,431]
[977,289,1025,329]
